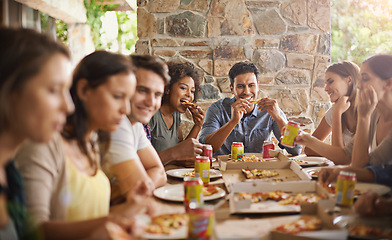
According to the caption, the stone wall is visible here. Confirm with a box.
[135,0,332,137]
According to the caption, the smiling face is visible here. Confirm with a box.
[83,72,136,132]
[231,72,258,114]
[129,68,165,124]
[358,62,388,100]
[11,53,75,142]
[324,71,352,103]
[167,76,195,113]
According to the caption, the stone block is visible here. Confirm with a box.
[312,56,330,87]
[245,1,280,8]
[214,46,246,60]
[204,75,215,84]
[318,33,331,55]
[275,69,311,85]
[137,8,157,38]
[308,0,330,32]
[254,38,280,48]
[179,49,212,59]
[288,116,313,127]
[286,53,315,70]
[258,76,274,84]
[214,60,237,77]
[280,33,318,54]
[311,102,331,126]
[167,11,206,37]
[135,40,150,55]
[217,77,231,93]
[200,84,220,100]
[180,0,209,12]
[184,40,210,46]
[311,87,330,102]
[199,59,213,75]
[153,49,177,57]
[268,89,309,117]
[147,0,181,13]
[207,0,254,37]
[249,9,286,35]
[281,0,307,25]
[253,49,285,74]
[157,18,165,34]
[152,38,183,47]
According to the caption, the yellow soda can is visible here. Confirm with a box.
[336,171,356,206]
[281,121,300,148]
[231,142,244,161]
[184,176,204,212]
[188,205,215,240]
[195,156,210,184]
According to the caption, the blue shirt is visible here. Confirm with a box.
[199,97,302,156]
[366,164,392,187]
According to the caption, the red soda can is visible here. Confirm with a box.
[184,177,204,212]
[188,205,214,240]
[201,144,213,167]
[262,141,275,159]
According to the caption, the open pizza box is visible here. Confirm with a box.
[269,199,348,240]
[217,149,290,168]
[220,160,311,192]
[228,181,331,214]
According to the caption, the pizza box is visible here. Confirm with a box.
[269,200,348,240]
[217,150,290,168]
[220,160,311,192]
[229,181,330,214]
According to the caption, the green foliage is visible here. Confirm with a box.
[116,11,138,54]
[56,19,68,44]
[84,0,118,49]
[331,0,392,65]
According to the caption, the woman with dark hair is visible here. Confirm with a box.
[15,51,145,239]
[305,61,360,156]
[0,28,74,239]
[149,62,205,165]
[296,54,392,187]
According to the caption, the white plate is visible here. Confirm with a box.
[166,168,222,179]
[153,184,226,202]
[143,225,187,240]
[293,156,332,167]
[354,182,391,196]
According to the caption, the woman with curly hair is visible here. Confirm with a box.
[149,62,205,166]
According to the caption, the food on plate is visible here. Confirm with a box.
[323,184,363,196]
[249,99,261,104]
[294,159,310,165]
[106,221,132,240]
[349,224,392,239]
[182,170,196,177]
[241,169,279,179]
[229,154,267,162]
[202,185,219,196]
[237,191,323,205]
[306,169,320,178]
[145,213,188,235]
[274,216,322,234]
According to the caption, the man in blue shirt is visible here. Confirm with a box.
[199,62,302,156]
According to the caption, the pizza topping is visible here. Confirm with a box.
[274,216,322,234]
[242,169,280,179]
[145,214,188,235]
[349,224,392,238]
[237,191,323,205]
[181,101,197,107]
[182,170,196,177]
[230,154,267,162]
[249,99,261,104]
[202,185,219,196]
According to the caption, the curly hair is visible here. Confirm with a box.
[162,62,201,104]
[228,61,260,86]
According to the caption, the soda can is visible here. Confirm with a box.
[201,144,213,167]
[195,156,210,184]
[188,205,215,240]
[231,142,244,161]
[281,121,300,148]
[262,141,275,159]
[336,171,356,206]
[184,177,204,212]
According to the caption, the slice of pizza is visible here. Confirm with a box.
[182,170,195,177]
[249,99,261,104]
[202,185,219,196]
[145,214,188,235]
[241,169,280,179]
[274,216,322,234]
[181,101,197,107]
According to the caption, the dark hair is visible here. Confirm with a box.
[130,55,170,85]
[326,61,360,134]
[0,28,70,133]
[163,62,201,104]
[363,54,392,80]
[62,51,134,168]
[228,62,260,86]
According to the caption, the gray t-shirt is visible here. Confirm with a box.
[324,105,354,145]
[149,109,181,152]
